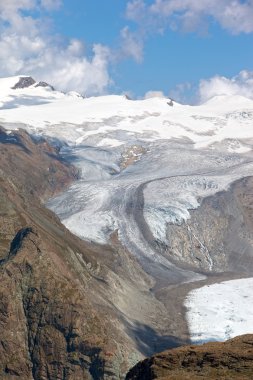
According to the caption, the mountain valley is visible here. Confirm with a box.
[1,76,253,379]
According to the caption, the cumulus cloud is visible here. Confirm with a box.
[198,70,253,103]
[122,0,253,67]
[0,1,112,95]
[126,0,253,34]
[124,0,253,59]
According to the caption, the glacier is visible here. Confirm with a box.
[1,76,253,342]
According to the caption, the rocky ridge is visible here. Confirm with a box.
[126,334,253,379]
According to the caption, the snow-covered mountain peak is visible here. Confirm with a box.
[202,93,253,108]
[0,75,54,92]
[0,75,66,110]
[0,75,252,150]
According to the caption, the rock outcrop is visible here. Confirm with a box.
[165,176,253,273]
[12,76,36,89]
[35,81,55,90]
[126,334,253,379]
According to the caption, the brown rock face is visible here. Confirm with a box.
[165,176,253,274]
[126,334,253,380]
[0,227,106,379]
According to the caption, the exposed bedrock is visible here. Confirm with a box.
[0,228,107,379]
[164,176,253,274]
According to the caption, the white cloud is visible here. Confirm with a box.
[0,1,112,95]
[119,26,144,62]
[144,90,165,99]
[126,0,253,34]
[0,0,35,13]
[126,0,146,21]
[198,70,253,103]
[40,0,62,11]
[123,1,253,70]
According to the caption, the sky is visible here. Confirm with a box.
[0,0,253,103]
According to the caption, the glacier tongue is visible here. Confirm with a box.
[47,139,253,266]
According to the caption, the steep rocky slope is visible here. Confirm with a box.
[126,334,253,380]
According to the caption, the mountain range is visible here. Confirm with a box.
[1,76,253,379]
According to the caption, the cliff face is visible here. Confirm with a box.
[0,127,127,379]
[126,334,253,380]
[0,227,106,379]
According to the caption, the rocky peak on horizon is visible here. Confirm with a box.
[11,76,55,91]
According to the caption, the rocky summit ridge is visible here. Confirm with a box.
[126,334,253,380]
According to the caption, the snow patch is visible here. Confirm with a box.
[185,278,253,343]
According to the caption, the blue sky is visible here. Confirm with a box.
[1,1,253,102]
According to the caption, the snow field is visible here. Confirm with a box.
[185,278,253,343]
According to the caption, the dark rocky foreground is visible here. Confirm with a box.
[126,334,253,379]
